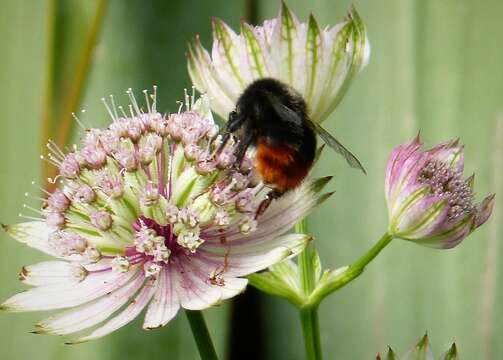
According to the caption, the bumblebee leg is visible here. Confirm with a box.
[216,111,244,155]
[233,130,255,169]
[255,189,282,219]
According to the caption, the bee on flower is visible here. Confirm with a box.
[0,88,333,342]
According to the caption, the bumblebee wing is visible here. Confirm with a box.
[264,92,304,126]
[308,119,366,174]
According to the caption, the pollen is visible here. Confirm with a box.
[418,159,475,219]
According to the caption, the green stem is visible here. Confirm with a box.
[296,219,315,294]
[185,310,219,360]
[300,306,323,360]
[296,218,322,360]
[310,232,393,303]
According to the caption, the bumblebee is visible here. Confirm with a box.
[218,78,365,216]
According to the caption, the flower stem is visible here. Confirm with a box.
[310,233,394,302]
[300,305,323,360]
[296,219,322,360]
[185,310,219,360]
[296,219,315,294]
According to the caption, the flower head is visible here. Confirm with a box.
[187,3,370,123]
[1,88,332,342]
[385,136,494,248]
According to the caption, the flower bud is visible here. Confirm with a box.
[90,210,113,231]
[385,136,494,248]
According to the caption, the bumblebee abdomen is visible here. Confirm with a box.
[255,138,312,193]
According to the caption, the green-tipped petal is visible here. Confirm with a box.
[402,334,434,360]
[439,343,459,360]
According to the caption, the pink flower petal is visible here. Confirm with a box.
[36,271,144,335]
[143,266,180,330]
[71,277,157,343]
[172,257,225,310]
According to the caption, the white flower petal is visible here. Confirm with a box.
[143,266,180,330]
[190,38,235,118]
[189,4,370,123]
[303,15,324,113]
[3,221,56,257]
[200,233,311,277]
[0,268,138,312]
[240,23,270,80]
[210,18,247,97]
[19,261,87,286]
[36,271,144,335]
[71,277,157,343]
[187,255,248,300]
[172,257,225,310]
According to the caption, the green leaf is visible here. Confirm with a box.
[248,267,303,307]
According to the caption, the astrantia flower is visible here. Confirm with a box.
[1,89,332,342]
[385,136,494,249]
[187,3,370,123]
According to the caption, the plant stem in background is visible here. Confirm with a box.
[185,310,219,360]
[296,219,323,360]
[40,0,56,180]
[41,0,108,192]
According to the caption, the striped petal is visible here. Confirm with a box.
[0,268,138,312]
[188,3,370,123]
[3,221,56,257]
[143,266,180,330]
[19,261,87,286]
[71,277,157,343]
[199,233,311,277]
[35,271,144,335]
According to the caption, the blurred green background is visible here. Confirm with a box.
[0,0,501,359]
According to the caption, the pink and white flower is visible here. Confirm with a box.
[1,89,332,342]
[385,136,494,249]
[187,3,370,123]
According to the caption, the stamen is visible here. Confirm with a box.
[18,213,44,221]
[143,89,152,114]
[184,88,190,111]
[71,112,88,130]
[126,88,141,116]
[118,105,128,118]
[101,97,117,122]
[151,85,158,112]
[23,204,44,215]
[109,94,119,120]
[47,139,66,160]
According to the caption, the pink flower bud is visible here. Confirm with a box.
[386,136,495,249]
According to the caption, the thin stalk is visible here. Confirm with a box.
[185,310,219,360]
[310,233,393,303]
[296,219,315,294]
[300,306,323,360]
[296,218,322,359]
